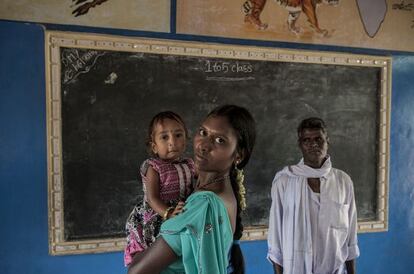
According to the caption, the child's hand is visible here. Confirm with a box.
[170,201,186,218]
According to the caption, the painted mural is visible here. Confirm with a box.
[177,0,414,52]
[0,0,170,32]
[0,0,413,51]
[71,0,110,17]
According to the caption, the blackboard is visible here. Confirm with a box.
[46,34,391,254]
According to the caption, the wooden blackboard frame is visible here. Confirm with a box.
[45,31,391,255]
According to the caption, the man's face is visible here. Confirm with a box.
[298,128,329,168]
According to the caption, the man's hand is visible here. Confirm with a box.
[272,262,283,274]
[346,259,356,274]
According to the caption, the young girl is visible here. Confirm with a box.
[124,111,195,266]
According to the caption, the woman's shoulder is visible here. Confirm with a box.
[187,191,225,208]
[188,190,218,199]
[161,191,229,232]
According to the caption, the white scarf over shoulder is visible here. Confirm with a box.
[287,156,331,179]
[269,157,332,274]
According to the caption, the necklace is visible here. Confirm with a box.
[196,174,231,189]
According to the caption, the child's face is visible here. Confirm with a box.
[151,118,186,161]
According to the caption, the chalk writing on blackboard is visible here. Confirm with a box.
[204,60,255,81]
[204,60,253,73]
[61,49,104,84]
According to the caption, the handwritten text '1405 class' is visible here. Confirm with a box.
[204,60,253,73]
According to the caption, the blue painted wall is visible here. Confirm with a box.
[0,20,413,274]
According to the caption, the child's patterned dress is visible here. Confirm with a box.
[124,157,194,266]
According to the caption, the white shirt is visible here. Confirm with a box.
[308,188,320,273]
[267,157,360,274]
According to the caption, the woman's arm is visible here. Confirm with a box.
[127,237,178,274]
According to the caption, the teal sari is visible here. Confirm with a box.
[159,191,233,274]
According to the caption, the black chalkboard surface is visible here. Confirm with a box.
[60,47,380,241]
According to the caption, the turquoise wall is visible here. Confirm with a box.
[0,20,413,274]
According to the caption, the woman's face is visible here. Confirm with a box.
[193,115,240,174]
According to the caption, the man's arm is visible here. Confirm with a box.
[267,174,285,274]
[344,174,359,274]
[272,261,283,274]
[345,259,355,274]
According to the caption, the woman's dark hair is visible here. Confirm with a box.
[146,111,188,156]
[207,104,256,274]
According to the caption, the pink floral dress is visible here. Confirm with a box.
[124,157,195,266]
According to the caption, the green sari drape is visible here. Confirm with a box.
[159,191,233,274]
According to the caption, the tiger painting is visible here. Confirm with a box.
[242,0,339,36]
[242,0,269,30]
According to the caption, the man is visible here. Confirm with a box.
[267,117,359,274]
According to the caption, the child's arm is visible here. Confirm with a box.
[145,166,185,219]
[145,166,171,218]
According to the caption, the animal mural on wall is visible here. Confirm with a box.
[242,0,269,30]
[72,0,109,17]
[242,0,339,36]
[392,0,414,28]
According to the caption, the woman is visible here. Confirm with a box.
[127,105,256,274]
